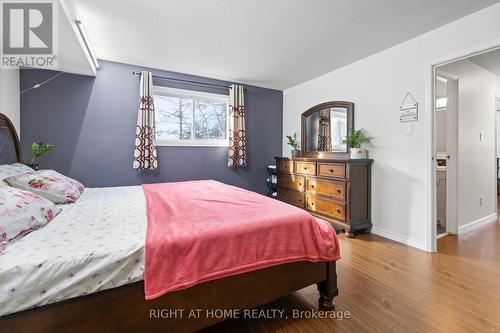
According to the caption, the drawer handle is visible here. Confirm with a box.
[311,202,315,206]
[329,169,334,173]
[311,184,315,189]
[303,167,308,170]
[336,208,342,214]
[298,182,302,186]
[336,189,341,193]
[298,199,302,202]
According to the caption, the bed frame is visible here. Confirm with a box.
[0,113,21,164]
[0,113,338,333]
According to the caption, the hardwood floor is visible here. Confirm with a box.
[202,219,500,333]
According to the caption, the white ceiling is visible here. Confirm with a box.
[68,0,499,90]
[469,48,500,78]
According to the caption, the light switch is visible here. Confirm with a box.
[404,123,414,136]
[480,132,484,141]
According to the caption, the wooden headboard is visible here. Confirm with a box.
[0,113,22,164]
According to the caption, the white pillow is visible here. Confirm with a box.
[5,170,85,204]
[0,164,33,185]
[0,185,61,253]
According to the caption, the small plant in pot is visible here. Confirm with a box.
[286,133,301,157]
[343,129,372,159]
[24,142,56,170]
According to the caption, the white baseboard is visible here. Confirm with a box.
[458,213,497,235]
[436,232,450,239]
[371,226,427,251]
[370,214,498,251]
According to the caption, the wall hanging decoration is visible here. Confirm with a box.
[400,92,418,123]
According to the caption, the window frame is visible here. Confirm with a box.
[153,86,230,147]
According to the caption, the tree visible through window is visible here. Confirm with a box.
[154,87,229,145]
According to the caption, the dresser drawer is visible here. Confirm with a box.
[307,178,346,201]
[277,160,294,174]
[278,189,305,208]
[306,195,346,221]
[317,163,346,179]
[278,174,305,192]
[295,161,316,175]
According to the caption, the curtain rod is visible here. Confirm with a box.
[132,72,246,90]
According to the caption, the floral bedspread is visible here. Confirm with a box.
[0,186,146,317]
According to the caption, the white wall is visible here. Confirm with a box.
[497,99,500,160]
[439,60,500,227]
[436,111,447,153]
[283,3,500,251]
[497,98,500,160]
[435,80,447,153]
[0,69,20,134]
[497,111,500,158]
[435,79,447,98]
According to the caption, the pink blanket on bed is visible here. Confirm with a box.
[142,180,340,300]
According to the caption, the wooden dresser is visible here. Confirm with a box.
[275,157,372,237]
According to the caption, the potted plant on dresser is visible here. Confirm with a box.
[343,129,372,159]
[286,133,301,157]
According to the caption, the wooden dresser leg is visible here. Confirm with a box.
[345,229,355,238]
[317,261,339,310]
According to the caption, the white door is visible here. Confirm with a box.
[445,75,458,235]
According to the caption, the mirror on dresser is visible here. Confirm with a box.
[301,101,353,158]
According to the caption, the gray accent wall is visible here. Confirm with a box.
[20,60,283,194]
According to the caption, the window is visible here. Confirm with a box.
[154,86,229,146]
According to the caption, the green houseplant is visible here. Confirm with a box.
[25,142,56,170]
[286,133,301,157]
[343,129,372,159]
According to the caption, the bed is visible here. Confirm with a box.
[0,113,339,333]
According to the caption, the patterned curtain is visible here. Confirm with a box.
[133,71,158,170]
[228,84,247,167]
[318,109,331,151]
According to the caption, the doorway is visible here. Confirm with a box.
[433,47,500,249]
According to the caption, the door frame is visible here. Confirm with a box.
[427,43,500,252]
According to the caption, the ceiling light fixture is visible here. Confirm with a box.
[75,19,99,70]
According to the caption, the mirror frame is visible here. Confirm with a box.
[300,101,354,158]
